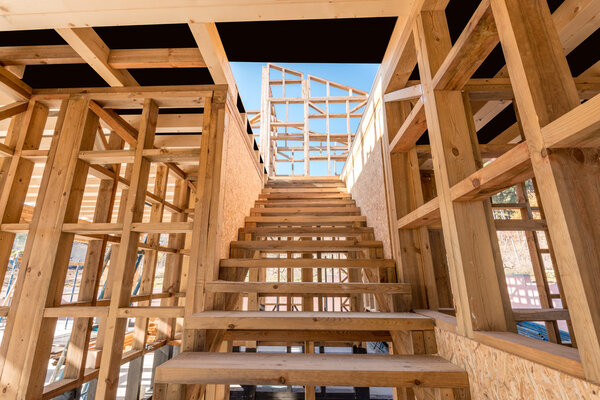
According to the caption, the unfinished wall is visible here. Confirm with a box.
[435,327,600,399]
[342,82,392,258]
[219,109,264,258]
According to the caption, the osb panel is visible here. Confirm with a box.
[346,141,391,258]
[219,117,263,259]
[435,327,600,399]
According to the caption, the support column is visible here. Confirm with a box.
[95,99,159,398]
[303,76,310,176]
[125,164,169,400]
[183,92,229,354]
[0,103,47,289]
[157,179,190,341]
[413,10,515,336]
[63,132,123,383]
[491,0,600,383]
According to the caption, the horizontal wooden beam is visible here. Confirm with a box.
[543,91,600,148]
[450,142,532,201]
[417,310,583,378]
[250,206,358,215]
[44,306,108,318]
[223,330,392,343]
[230,239,381,252]
[0,101,28,121]
[79,148,201,164]
[219,258,395,269]
[186,311,433,331]
[205,281,411,295]
[0,1,415,31]
[397,198,440,229]
[0,45,206,68]
[32,84,225,108]
[513,308,570,322]
[117,306,185,319]
[494,219,547,231]
[384,85,422,102]
[154,352,468,387]
[389,98,426,153]
[245,215,365,226]
[416,143,516,160]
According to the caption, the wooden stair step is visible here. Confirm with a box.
[205,281,411,295]
[246,215,366,226]
[219,258,394,269]
[268,177,342,183]
[230,239,382,252]
[266,183,345,188]
[242,226,374,237]
[254,200,356,207]
[259,193,352,199]
[223,329,393,343]
[186,311,433,331]
[250,206,360,215]
[154,352,469,388]
[262,187,348,193]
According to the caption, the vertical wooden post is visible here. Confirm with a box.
[63,132,123,382]
[0,101,65,384]
[183,91,229,352]
[0,96,97,398]
[260,66,272,176]
[95,98,159,398]
[0,103,47,284]
[413,10,515,336]
[158,179,191,341]
[303,74,310,176]
[491,0,600,383]
[125,164,169,400]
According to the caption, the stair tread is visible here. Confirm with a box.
[206,280,411,294]
[154,352,469,388]
[219,258,394,268]
[230,240,382,251]
[241,226,373,237]
[186,311,432,331]
[251,207,360,214]
[259,193,351,199]
[246,216,366,226]
[191,310,429,319]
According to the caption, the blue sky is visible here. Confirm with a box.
[230,62,380,175]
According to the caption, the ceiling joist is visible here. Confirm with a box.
[56,27,138,87]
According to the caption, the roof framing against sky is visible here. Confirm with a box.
[0,0,416,31]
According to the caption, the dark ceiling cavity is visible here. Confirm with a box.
[216,18,398,63]
[23,64,108,88]
[0,29,66,46]
[128,68,214,86]
[94,24,198,49]
[478,106,518,144]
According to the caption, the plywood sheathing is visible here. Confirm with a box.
[435,327,600,399]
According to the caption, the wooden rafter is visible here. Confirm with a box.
[56,27,138,87]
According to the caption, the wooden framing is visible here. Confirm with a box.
[347,0,600,390]
[0,0,600,398]
[255,64,367,177]
[0,80,254,398]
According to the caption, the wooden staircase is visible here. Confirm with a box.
[155,177,469,399]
